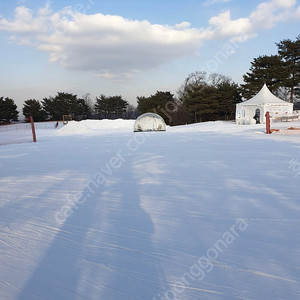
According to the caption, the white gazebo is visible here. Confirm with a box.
[236,84,293,125]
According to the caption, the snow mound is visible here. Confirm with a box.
[57,119,135,135]
[57,121,90,135]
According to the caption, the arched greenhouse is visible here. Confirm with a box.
[133,113,166,132]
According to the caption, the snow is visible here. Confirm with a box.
[0,119,300,300]
[57,120,135,135]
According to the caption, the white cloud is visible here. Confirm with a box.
[249,0,297,29]
[208,0,300,41]
[96,70,138,82]
[0,0,298,78]
[209,11,253,39]
[294,6,300,19]
[41,12,210,73]
[175,22,191,30]
[0,4,51,34]
[0,6,212,75]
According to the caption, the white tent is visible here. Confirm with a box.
[236,84,293,125]
[134,113,166,132]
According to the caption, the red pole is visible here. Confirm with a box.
[265,111,271,134]
[29,116,37,142]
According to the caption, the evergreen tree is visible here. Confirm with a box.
[276,35,300,103]
[110,96,128,118]
[94,95,109,118]
[241,55,288,99]
[216,81,242,120]
[179,72,241,123]
[182,83,219,123]
[70,98,90,120]
[23,99,46,122]
[0,97,19,123]
[136,91,176,125]
[94,95,128,119]
[42,93,73,120]
[241,36,300,102]
[42,92,90,120]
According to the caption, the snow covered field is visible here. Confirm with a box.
[0,119,300,300]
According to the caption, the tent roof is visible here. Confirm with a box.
[241,84,289,106]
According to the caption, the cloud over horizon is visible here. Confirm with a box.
[0,0,299,79]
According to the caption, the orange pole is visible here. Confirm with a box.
[29,116,37,142]
[265,111,271,134]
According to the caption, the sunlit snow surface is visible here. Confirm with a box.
[0,120,300,300]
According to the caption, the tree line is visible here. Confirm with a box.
[0,93,137,124]
[1,36,299,125]
[242,35,300,102]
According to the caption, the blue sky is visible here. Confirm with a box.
[0,0,299,112]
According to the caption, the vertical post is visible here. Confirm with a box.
[29,116,37,142]
[265,111,271,134]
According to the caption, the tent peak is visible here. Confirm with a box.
[242,84,287,105]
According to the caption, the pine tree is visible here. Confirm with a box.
[23,99,46,122]
[94,95,128,119]
[42,92,90,120]
[136,91,176,125]
[182,84,219,122]
[241,36,300,102]
[0,97,19,123]
[276,35,300,103]
[241,55,288,99]
[179,72,241,123]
